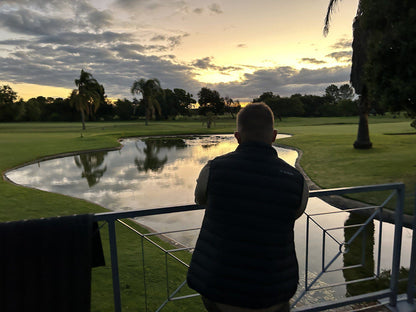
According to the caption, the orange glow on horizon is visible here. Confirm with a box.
[0,81,72,100]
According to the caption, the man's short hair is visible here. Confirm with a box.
[236,102,275,142]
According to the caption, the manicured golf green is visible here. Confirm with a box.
[0,116,414,311]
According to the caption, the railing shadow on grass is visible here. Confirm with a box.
[93,183,416,312]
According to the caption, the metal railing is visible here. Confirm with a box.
[406,187,416,304]
[93,183,415,311]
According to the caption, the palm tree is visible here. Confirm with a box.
[131,78,163,126]
[74,152,108,187]
[134,140,167,173]
[70,70,105,130]
[324,0,372,149]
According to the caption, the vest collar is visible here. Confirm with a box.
[236,141,278,157]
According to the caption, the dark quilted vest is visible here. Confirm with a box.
[187,142,305,309]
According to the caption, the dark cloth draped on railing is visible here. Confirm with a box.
[0,214,104,312]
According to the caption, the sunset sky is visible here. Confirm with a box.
[0,0,359,102]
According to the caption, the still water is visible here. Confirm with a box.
[6,134,412,303]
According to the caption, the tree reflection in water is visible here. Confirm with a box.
[134,138,186,173]
[343,213,375,297]
[74,152,108,187]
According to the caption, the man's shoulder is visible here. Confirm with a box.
[274,157,304,179]
[211,151,237,162]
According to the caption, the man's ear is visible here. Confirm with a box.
[234,131,242,144]
[271,129,278,143]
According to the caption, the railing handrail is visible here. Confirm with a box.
[93,204,202,222]
[94,182,411,312]
[93,183,405,222]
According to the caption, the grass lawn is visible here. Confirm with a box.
[0,116,414,311]
[277,115,415,214]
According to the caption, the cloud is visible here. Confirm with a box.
[0,8,71,36]
[150,35,166,41]
[0,0,353,102]
[149,33,188,49]
[1,0,68,10]
[326,51,352,62]
[167,34,189,48]
[209,66,351,100]
[301,58,326,65]
[191,57,242,72]
[332,38,352,49]
[0,1,113,36]
[208,3,223,14]
[115,0,151,9]
[86,8,113,30]
[192,57,213,69]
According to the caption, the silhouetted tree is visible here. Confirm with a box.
[325,84,341,104]
[0,85,20,121]
[174,88,195,116]
[70,70,105,130]
[96,99,116,121]
[325,0,373,148]
[339,84,354,101]
[362,0,416,129]
[134,140,168,173]
[24,98,42,121]
[115,98,134,120]
[131,78,163,125]
[74,152,108,187]
[198,87,224,116]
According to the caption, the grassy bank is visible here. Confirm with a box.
[277,116,415,214]
[0,116,414,310]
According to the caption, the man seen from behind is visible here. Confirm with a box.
[187,102,309,312]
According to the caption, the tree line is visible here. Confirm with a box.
[0,70,365,125]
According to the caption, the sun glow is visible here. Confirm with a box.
[1,81,72,100]
[193,70,243,84]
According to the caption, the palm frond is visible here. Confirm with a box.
[323,0,342,36]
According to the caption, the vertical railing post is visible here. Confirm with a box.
[108,220,122,312]
[305,214,310,291]
[389,185,405,307]
[141,236,148,312]
[322,230,326,272]
[376,207,383,277]
[407,188,416,304]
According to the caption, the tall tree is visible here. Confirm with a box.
[197,87,224,128]
[339,84,354,100]
[325,0,373,149]
[131,78,163,126]
[224,96,237,118]
[71,70,105,130]
[325,84,341,104]
[0,85,21,121]
[174,88,195,116]
[362,0,416,129]
[197,87,224,115]
[115,98,134,120]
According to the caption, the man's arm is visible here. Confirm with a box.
[194,161,211,205]
[295,179,309,219]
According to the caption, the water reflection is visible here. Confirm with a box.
[343,213,375,297]
[133,138,188,174]
[5,134,412,304]
[135,140,167,173]
[74,152,108,187]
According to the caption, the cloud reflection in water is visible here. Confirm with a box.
[6,134,296,245]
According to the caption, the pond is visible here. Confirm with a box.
[5,134,413,303]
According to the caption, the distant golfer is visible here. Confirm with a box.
[187,102,309,312]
